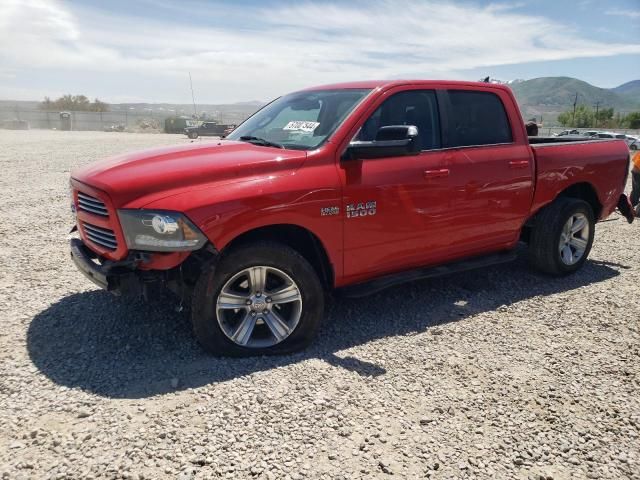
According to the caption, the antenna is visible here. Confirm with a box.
[571,93,578,127]
[189,72,197,117]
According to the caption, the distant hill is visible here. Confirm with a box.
[505,76,639,125]
[509,77,636,110]
[612,80,640,102]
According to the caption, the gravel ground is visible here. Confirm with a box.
[0,130,639,480]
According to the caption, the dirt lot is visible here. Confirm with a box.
[0,130,639,480]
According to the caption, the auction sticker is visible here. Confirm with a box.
[283,121,320,133]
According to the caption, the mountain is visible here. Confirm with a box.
[509,77,635,110]
[612,80,640,102]
[506,76,639,125]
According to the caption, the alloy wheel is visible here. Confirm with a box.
[216,266,303,348]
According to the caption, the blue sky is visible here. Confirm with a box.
[1,0,639,103]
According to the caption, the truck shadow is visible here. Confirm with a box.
[27,255,621,399]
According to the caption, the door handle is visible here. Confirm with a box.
[509,160,530,169]
[424,168,450,179]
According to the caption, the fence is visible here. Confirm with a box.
[0,107,171,131]
[0,107,249,132]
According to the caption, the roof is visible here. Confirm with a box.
[301,79,512,92]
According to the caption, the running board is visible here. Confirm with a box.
[338,251,518,298]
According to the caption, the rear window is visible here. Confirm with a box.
[447,90,512,147]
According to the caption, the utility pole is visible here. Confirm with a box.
[572,93,578,127]
[593,101,601,128]
[189,72,197,118]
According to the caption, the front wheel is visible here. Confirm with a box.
[191,242,324,356]
[528,197,595,275]
[188,131,198,139]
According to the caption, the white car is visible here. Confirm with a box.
[582,130,599,137]
[554,129,580,136]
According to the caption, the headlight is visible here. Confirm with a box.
[117,210,207,252]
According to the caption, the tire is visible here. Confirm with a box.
[188,132,198,139]
[191,242,324,356]
[631,144,637,151]
[528,197,595,276]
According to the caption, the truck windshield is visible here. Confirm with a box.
[226,89,372,150]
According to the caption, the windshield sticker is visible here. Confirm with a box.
[283,121,320,133]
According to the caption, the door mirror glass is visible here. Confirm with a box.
[345,125,420,160]
[375,125,419,141]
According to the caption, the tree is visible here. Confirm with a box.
[595,107,614,128]
[557,105,594,127]
[624,112,640,129]
[38,95,109,112]
[90,98,109,112]
[557,110,572,127]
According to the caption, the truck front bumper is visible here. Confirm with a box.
[70,238,142,296]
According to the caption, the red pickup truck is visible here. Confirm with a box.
[70,80,632,356]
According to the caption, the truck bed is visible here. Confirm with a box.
[529,138,630,220]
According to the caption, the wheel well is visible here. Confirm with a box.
[222,224,334,290]
[558,182,602,219]
[521,182,602,244]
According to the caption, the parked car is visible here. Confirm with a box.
[582,130,599,137]
[555,129,580,136]
[185,121,237,139]
[622,135,639,150]
[69,80,633,356]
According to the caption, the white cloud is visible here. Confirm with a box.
[1,0,639,102]
[605,8,640,18]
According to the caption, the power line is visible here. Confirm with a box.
[593,101,601,128]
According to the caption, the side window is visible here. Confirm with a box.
[357,90,441,151]
[447,90,512,147]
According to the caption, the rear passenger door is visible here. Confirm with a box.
[439,89,534,254]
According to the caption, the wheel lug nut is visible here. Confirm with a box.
[251,311,256,316]
[246,299,252,305]
[266,297,271,303]
[256,292,262,297]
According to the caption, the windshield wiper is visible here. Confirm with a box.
[239,136,284,149]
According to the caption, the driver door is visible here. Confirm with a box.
[339,88,452,283]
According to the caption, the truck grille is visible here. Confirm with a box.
[77,192,109,217]
[82,222,118,250]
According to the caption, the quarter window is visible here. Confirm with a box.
[447,90,512,147]
[357,90,441,151]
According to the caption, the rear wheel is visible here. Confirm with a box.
[528,197,595,275]
[188,131,198,139]
[191,242,324,356]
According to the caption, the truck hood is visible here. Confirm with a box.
[71,141,307,208]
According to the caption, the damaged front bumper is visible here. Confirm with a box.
[70,238,146,296]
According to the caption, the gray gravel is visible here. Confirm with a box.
[1,130,639,480]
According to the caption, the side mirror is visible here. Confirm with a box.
[344,125,420,160]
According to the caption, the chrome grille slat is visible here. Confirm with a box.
[86,235,117,249]
[78,203,109,216]
[84,227,116,242]
[82,222,118,250]
[77,192,108,217]
[77,193,104,205]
